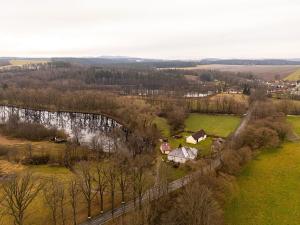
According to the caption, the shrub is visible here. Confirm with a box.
[1,116,66,141]
[0,145,10,157]
[21,155,50,165]
[221,149,242,175]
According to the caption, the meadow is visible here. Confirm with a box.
[225,116,300,225]
[185,113,241,137]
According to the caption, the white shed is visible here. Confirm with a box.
[186,129,207,144]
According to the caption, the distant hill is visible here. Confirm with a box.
[199,59,300,65]
[51,57,199,68]
[2,57,300,67]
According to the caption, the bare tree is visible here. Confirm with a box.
[175,182,223,225]
[116,153,130,205]
[91,135,104,160]
[95,163,107,213]
[68,179,80,225]
[105,162,118,215]
[43,177,60,225]
[1,172,43,225]
[57,183,66,225]
[131,155,151,210]
[77,162,97,219]
[72,125,82,145]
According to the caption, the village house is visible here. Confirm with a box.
[160,142,171,154]
[167,146,198,163]
[186,129,207,144]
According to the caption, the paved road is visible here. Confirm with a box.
[80,159,222,225]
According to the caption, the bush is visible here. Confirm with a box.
[0,145,10,157]
[1,116,66,141]
[21,155,50,165]
[241,126,280,150]
[237,146,252,165]
[221,149,242,175]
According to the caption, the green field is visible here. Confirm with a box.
[284,69,300,81]
[225,116,300,225]
[287,115,300,135]
[185,114,241,137]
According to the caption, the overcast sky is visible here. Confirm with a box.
[1,0,300,59]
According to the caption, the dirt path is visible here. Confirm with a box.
[233,102,256,138]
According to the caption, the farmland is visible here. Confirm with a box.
[284,69,300,81]
[225,116,300,225]
[9,59,49,66]
[174,64,300,80]
[0,59,49,70]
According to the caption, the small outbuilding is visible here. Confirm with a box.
[160,142,171,154]
[167,147,198,163]
[186,129,207,144]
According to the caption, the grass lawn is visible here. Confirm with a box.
[153,116,171,138]
[287,115,300,135]
[168,133,212,157]
[225,116,300,225]
[185,114,241,137]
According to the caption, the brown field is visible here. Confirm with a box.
[9,59,49,66]
[184,74,199,81]
[210,93,249,104]
[0,134,28,145]
[175,64,300,80]
[0,59,50,70]
[0,160,25,174]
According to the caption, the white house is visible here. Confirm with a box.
[167,147,198,163]
[186,129,207,144]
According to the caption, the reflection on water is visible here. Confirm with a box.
[0,105,121,150]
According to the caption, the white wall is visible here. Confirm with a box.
[168,155,187,164]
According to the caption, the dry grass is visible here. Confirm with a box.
[9,59,49,66]
[0,134,28,145]
[0,160,25,174]
[0,134,66,157]
[184,74,199,81]
[210,93,249,104]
